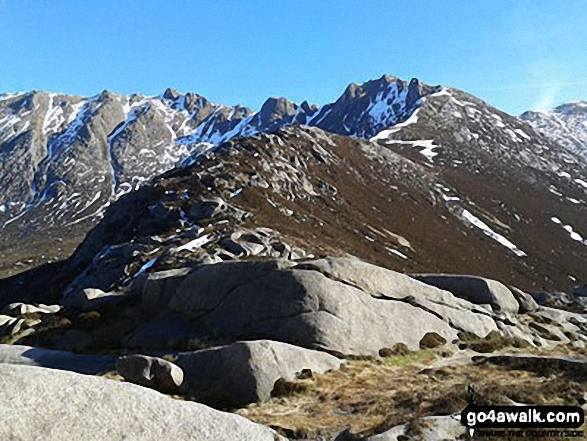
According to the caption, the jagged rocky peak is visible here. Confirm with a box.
[245,96,315,132]
[310,74,441,138]
[183,92,214,116]
[162,87,182,101]
[3,73,585,281]
[299,100,317,114]
[97,89,117,102]
[232,104,254,119]
[260,97,297,119]
[553,101,587,115]
[255,97,298,128]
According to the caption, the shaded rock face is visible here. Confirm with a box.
[0,363,285,441]
[314,75,440,138]
[175,340,342,407]
[166,259,459,355]
[116,355,184,394]
[0,343,115,374]
[509,286,539,314]
[573,285,587,297]
[413,274,519,314]
[533,290,587,314]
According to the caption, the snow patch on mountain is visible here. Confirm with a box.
[521,102,587,158]
[462,209,527,257]
[551,217,587,244]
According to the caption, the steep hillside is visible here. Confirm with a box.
[0,76,436,276]
[521,101,587,159]
[1,121,585,307]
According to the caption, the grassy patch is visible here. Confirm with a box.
[236,349,587,439]
[457,330,531,353]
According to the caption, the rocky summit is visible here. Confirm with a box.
[0,74,586,441]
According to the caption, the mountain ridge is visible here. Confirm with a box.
[1,75,586,290]
[521,101,587,159]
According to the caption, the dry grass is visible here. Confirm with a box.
[237,349,587,439]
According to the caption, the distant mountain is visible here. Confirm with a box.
[1,76,586,302]
[0,75,585,291]
[520,101,587,159]
[0,76,437,273]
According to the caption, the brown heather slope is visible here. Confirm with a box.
[237,346,587,440]
[1,125,584,307]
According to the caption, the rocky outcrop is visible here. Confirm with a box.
[0,363,285,441]
[175,340,342,407]
[413,274,520,314]
[117,355,184,394]
[5,255,586,357]
[1,303,61,316]
[508,286,539,314]
[63,288,126,311]
[0,344,115,374]
[166,259,459,355]
[0,315,25,338]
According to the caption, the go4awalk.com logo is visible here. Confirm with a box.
[456,388,585,438]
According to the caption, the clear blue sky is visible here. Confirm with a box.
[1,0,586,115]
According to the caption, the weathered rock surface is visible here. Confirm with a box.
[175,340,342,407]
[63,287,126,311]
[167,259,459,355]
[0,344,115,374]
[117,354,184,394]
[0,315,25,337]
[297,258,500,337]
[0,363,285,441]
[58,329,95,352]
[413,274,519,314]
[122,312,204,349]
[133,268,192,314]
[1,302,61,316]
[4,255,584,358]
[91,256,585,355]
[508,286,539,314]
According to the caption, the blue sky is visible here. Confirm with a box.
[1,0,586,114]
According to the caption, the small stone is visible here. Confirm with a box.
[419,332,447,349]
[296,368,314,379]
[116,355,184,394]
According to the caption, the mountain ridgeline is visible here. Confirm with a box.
[0,74,585,298]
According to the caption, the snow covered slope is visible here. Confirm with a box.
[1,76,586,282]
[520,102,587,159]
[0,76,431,235]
